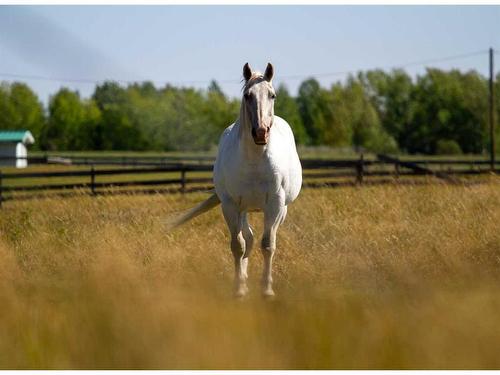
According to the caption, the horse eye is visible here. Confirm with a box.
[270,93,276,99]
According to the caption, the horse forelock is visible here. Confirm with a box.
[242,72,271,92]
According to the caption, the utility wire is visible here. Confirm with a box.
[0,72,109,85]
[277,49,488,81]
[0,49,491,86]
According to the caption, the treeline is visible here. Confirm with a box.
[0,68,499,154]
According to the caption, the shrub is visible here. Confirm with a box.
[436,139,462,155]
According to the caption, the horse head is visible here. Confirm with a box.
[241,62,276,145]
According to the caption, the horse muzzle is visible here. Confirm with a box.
[252,127,269,145]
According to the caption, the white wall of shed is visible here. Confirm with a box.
[16,143,28,168]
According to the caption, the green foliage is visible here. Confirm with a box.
[0,82,45,149]
[204,81,240,144]
[42,88,101,151]
[361,69,413,146]
[436,139,463,155]
[92,81,147,150]
[0,66,496,154]
[275,84,308,144]
[297,78,332,145]
[404,69,487,154]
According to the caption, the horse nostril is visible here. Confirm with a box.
[256,128,267,138]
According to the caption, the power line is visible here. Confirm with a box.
[393,49,488,69]
[0,72,106,85]
[277,49,489,81]
[0,49,491,87]
[0,71,241,86]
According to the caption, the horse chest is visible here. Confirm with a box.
[229,162,282,209]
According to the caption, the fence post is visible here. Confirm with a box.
[356,154,364,184]
[395,160,400,179]
[90,165,96,196]
[489,47,496,172]
[181,168,186,194]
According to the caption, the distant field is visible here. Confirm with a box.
[30,150,218,158]
[29,148,498,161]
[31,147,351,159]
[1,181,500,369]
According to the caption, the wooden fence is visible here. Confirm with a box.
[0,154,499,206]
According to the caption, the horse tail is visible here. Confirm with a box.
[165,192,220,231]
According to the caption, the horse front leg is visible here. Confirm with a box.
[261,204,287,298]
[221,201,248,298]
[241,213,254,283]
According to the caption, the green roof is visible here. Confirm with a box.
[0,130,35,144]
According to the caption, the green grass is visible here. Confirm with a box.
[30,147,499,161]
[30,150,218,158]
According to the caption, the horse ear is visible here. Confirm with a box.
[264,63,274,82]
[243,63,252,82]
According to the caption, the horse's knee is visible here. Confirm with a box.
[261,234,275,253]
[242,225,254,249]
[231,233,245,258]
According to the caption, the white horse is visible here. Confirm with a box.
[171,63,302,298]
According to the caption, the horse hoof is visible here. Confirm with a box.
[262,289,275,300]
[234,285,249,299]
[234,292,248,300]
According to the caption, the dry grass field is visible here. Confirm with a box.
[1,178,500,369]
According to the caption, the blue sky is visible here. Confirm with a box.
[0,5,499,104]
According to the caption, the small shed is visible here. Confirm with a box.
[0,130,35,168]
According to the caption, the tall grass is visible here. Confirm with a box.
[0,179,500,369]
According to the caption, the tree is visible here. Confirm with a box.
[1,64,495,155]
[74,99,102,150]
[324,83,353,147]
[297,78,331,145]
[204,80,239,140]
[406,69,487,154]
[43,88,82,150]
[361,69,413,148]
[93,81,146,150]
[0,82,45,149]
[41,88,102,151]
[274,84,308,144]
[0,83,14,131]
[336,76,397,153]
[158,87,215,151]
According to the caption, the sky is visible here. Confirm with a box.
[0,5,499,104]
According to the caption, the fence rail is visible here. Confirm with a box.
[2,154,500,166]
[0,154,499,206]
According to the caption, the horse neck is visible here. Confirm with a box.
[237,103,267,160]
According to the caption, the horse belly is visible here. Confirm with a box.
[240,186,269,210]
[283,164,302,205]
